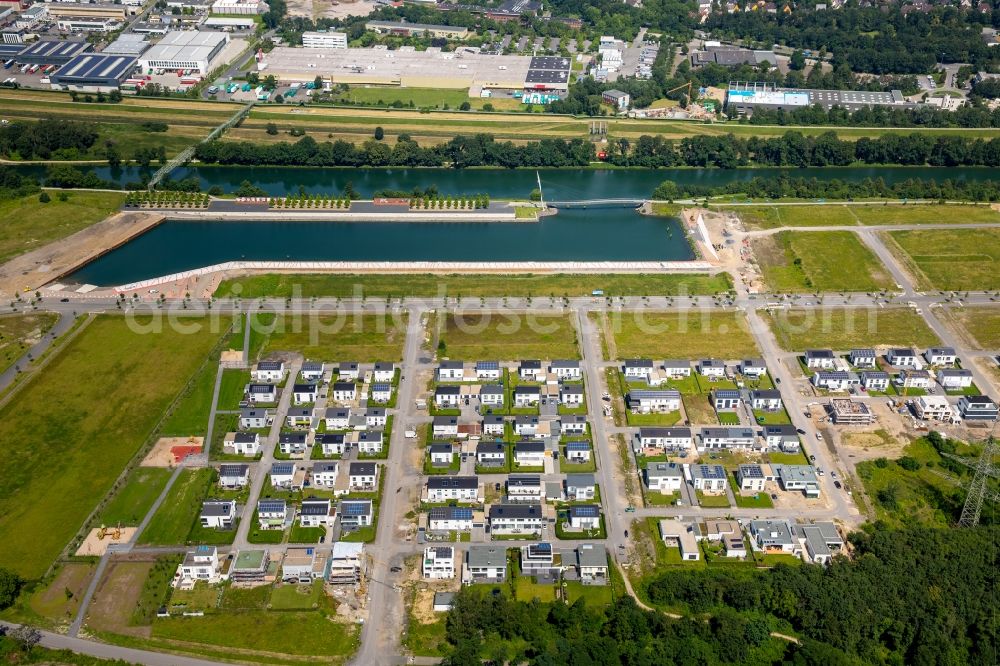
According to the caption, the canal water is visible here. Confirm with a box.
[53,165,997,286]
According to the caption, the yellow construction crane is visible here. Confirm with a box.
[665,81,693,107]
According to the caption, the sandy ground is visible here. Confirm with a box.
[682,207,760,291]
[75,527,139,557]
[220,349,244,365]
[0,211,164,298]
[287,0,375,19]
[83,559,155,638]
[141,436,204,467]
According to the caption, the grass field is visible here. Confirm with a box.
[99,467,173,526]
[0,316,220,579]
[730,203,1000,230]
[261,313,407,362]
[943,307,1000,349]
[0,191,125,263]
[139,468,215,545]
[851,204,1000,226]
[729,205,860,230]
[753,231,894,293]
[160,359,216,437]
[214,273,732,299]
[218,369,249,410]
[884,228,1000,291]
[434,312,579,359]
[0,312,58,375]
[335,87,522,112]
[607,311,758,359]
[766,307,940,351]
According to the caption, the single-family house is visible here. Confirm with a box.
[356,430,383,454]
[332,382,357,402]
[437,360,465,382]
[772,464,820,497]
[623,359,655,380]
[550,360,582,380]
[299,497,335,527]
[489,503,544,535]
[565,440,592,462]
[914,395,955,421]
[433,416,459,438]
[712,389,741,411]
[427,476,480,502]
[310,461,339,487]
[689,464,728,492]
[565,473,597,500]
[230,550,270,584]
[576,543,609,584]
[659,520,700,561]
[860,371,890,392]
[937,368,973,389]
[429,443,454,467]
[178,546,226,585]
[959,395,999,420]
[252,360,285,383]
[246,383,277,404]
[797,522,843,565]
[475,360,501,380]
[702,519,747,558]
[812,371,858,391]
[428,506,475,531]
[507,475,543,503]
[370,383,392,404]
[219,463,250,489]
[300,361,325,382]
[514,441,546,467]
[521,542,556,575]
[750,389,782,411]
[896,369,932,390]
[925,347,957,366]
[338,362,360,381]
[663,360,692,377]
[476,441,506,467]
[293,383,317,404]
[270,463,296,488]
[804,349,835,369]
[638,427,692,452]
[479,383,504,407]
[339,499,373,528]
[568,505,601,530]
[200,500,236,529]
[627,389,681,413]
[559,383,585,406]
[849,349,877,368]
[365,407,387,428]
[232,432,261,456]
[317,433,347,457]
[762,424,799,452]
[464,545,507,583]
[433,592,455,612]
[740,358,767,378]
[285,408,313,429]
[240,408,273,430]
[279,432,307,455]
[423,546,456,579]
[513,385,541,407]
[435,385,461,407]
[483,414,505,436]
[349,462,378,491]
[256,499,288,529]
[519,360,543,381]
[514,415,541,438]
[698,427,757,451]
[888,348,920,368]
[749,519,797,552]
[281,547,325,584]
[558,415,588,435]
[324,408,351,430]
[644,462,684,493]
[737,464,766,492]
[698,359,726,377]
[372,362,395,382]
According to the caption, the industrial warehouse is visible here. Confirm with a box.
[258,46,570,96]
[50,52,137,91]
[137,30,229,75]
[726,82,915,116]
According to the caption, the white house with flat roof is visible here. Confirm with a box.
[659,520,700,561]
[423,546,456,579]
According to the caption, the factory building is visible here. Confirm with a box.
[302,31,347,49]
[45,3,131,20]
[50,53,137,92]
[726,81,914,116]
[138,30,229,74]
[210,0,268,14]
[56,16,121,33]
[365,20,469,40]
[16,39,91,65]
[102,33,150,57]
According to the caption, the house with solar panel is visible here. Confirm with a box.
[627,389,681,414]
[348,462,378,491]
[253,360,285,383]
[257,499,289,529]
[712,389,742,411]
[812,371,858,392]
[423,546,456,579]
[270,462,296,488]
[737,464,767,492]
[428,506,475,531]
[299,497,335,527]
[218,463,249,489]
[688,464,728,492]
[520,542,556,576]
[564,440,592,463]
[637,427,692,453]
[804,349,836,369]
[370,383,392,404]
[568,505,601,530]
[246,383,277,404]
[475,360,502,380]
[489,503,544,535]
[339,499,373,528]
[507,475,543,503]
[301,362,325,382]
[849,349,877,368]
[332,382,358,403]
[426,476,481,502]
[372,362,395,382]
[698,427,759,452]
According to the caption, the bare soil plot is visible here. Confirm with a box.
[86,560,156,637]
[141,436,204,467]
[28,562,96,624]
[74,526,139,557]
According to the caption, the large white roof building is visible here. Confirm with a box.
[138,30,229,74]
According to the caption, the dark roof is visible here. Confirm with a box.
[566,440,591,450]
[51,53,136,84]
[713,389,741,399]
[507,474,541,487]
[476,361,500,370]
[477,441,505,454]
[640,427,691,438]
[293,383,316,392]
[624,359,654,368]
[805,349,834,358]
[436,385,461,395]
[258,499,286,513]
[429,443,453,455]
[515,441,545,453]
[429,506,473,520]
[489,503,542,519]
[439,360,464,369]
[373,362,394,370]
[520,360,542,369]
[569,504,600,517]
[340,499,373,515]
[279,432,306,443]
[316,433,345,444]
[333,382,356,391]
[201,500,234,516]
[234,432,258,443]
[219,464,249,477]
[434,416,458,426]
[752,390,782,399]
[300,498,330,514]
[271,463,294,475]
[427,476,478,489]
[349,462,377,475]
[258,361,283,370]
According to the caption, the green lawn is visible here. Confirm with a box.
[0,315,221,579]
[766,307,939,351]
[217,369,249,410]
[642,490,681,506]
[262,313,406,362]
[514,576,559,602]
[99,467,173,526]
[220,584,271,610]
[728,204,859,230]
[0,312,58,376]
[729,476,774,508]
[608,311,758,359]
[767,450,810,466]
[0,191,125,263]
[753,231,894,293]
[695,491,731,508]
[214,273,732,299]
[851,204,1000,226]
[160,360,216,437]
[435,312,579,360]
[336,86,510,111]
[289,523,326,544]
[139,468,215,546]
[626,410,682,426]
[269,581,323,610]
[884,228,1000,291]
[944,307,1000,349]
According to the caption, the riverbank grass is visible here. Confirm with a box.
[0,191,125,263]
[0,312,58,375]
[883,228,1000,291]
[766,307,940,351]
[752,231,894,293]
